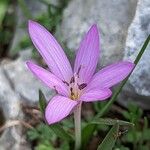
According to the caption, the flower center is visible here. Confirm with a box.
[70,74,87,100]
[63,66,87,100]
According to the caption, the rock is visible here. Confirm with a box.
[0,58,53,149]
[61,0,150,109]
[0,127,31,150]
[0,63,30,149]
[2,58,52,105]
[18,48,33,61]
[10,0,61,56]
[61,0,137,66]
[10,0,47,56]
[124,0,150,96]
[119,0,150,109]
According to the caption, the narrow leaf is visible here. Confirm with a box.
[18,0,32,19]
[82,118,133,149]
[91,118,134,127]
[38,90,47,113]
[82,124,95,149]
[97,123,119,150]
[49,124,74,142]
[0,0,9,26]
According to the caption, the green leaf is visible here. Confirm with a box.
[38,90,47,113]
[35,141,54,150]
[142,129,150,140]
[27,128,40,141]
[97,123,119,150]
[82,123,96,149]
[0,0,9,26]
[81,118,133,149]
[18,0,32,19]
[49,124,74,142]
[91,118,134,127]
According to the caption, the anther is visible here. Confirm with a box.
[77,65,82,76]
[62,80,69,86]
[70,87,75,99]
[54,86,58,94]
[70,76,75,84]
[70,87,73,92]
[78,83,87,90]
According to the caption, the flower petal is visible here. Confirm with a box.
[87,61,135,89]
[28,20,73,81]
[74,24,100,83]
[80,88,112,102]
[45,95,78,124]
[26,61,68,96]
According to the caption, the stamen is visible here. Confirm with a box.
[70,87,73,92]
[70,87,75,99]
[71,91,74,97]
[70,76,75,84]
[54,86,58,94]
[78,83,87,90]
[77,65,81,76]
[62,80,69,86]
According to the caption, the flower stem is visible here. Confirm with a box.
[74,102,82,150]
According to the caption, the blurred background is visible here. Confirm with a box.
[0,0,150,149]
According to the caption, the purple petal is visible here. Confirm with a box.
[26,61,68,96]
[45,95,78,124]
[74,24,100,83]
[87,61,135,89]
[28,20,73,81]
[80,88,112,102]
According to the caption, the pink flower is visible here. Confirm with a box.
[26,20,134,124]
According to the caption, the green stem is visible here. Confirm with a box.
[18,0,32,19]
[94,35,150,119]
[74,102,82,150]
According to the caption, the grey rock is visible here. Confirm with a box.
[0,67,22,120]
[2,58,53,105]
[18,48,33,61]
[61,0,150,109]
[61,0,137,66]
[0,58,53,149]
[123,0,150,97]
[0,127,31,150]
[118,0,150,109]
[10,0,61,56]
[10,0,47,56]
[0,63,30,149]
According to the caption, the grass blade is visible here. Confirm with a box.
[50,124,74,142]
[0,0,9,26]
[81,124,95,149]
[91,118,134,127]
[97,123,119,150]
[38,90,47,113]
[18,0,32,19]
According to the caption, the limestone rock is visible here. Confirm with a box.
[0,58,53,149]
[61,0,137,66]
[124,0,150,96]
[117,0,150,109]
[2,58,52,105]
